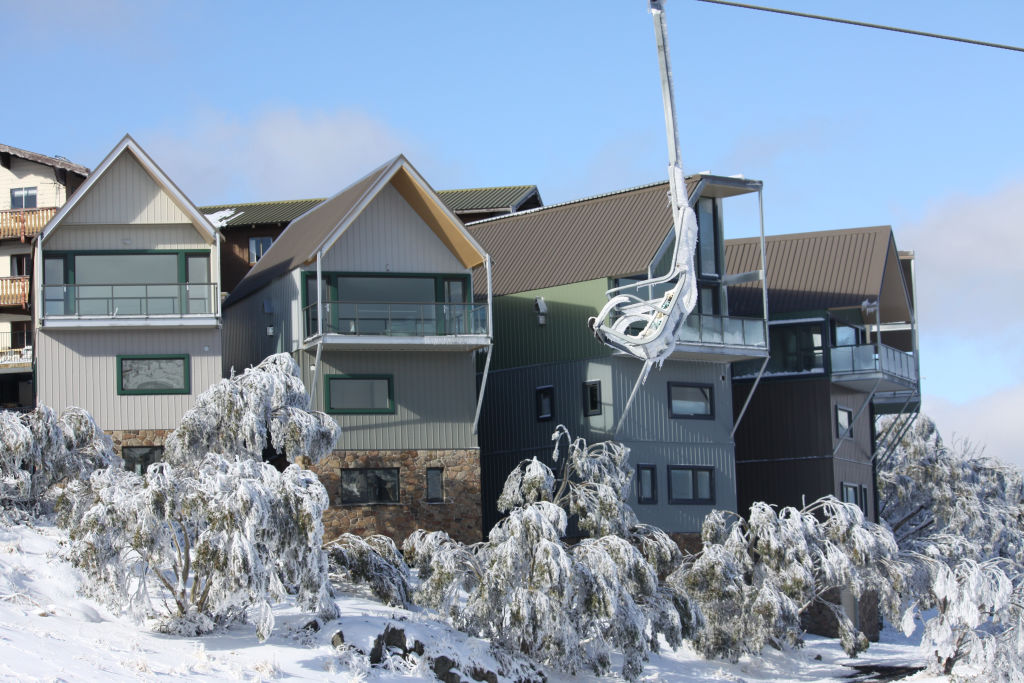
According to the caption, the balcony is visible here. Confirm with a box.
[830,343,918,392]
[0,331,31,370]
[41,282,219,328]
[0,277,30,307]
[303,301,490,351]
[670,314,768,362]
[0,207,57,241]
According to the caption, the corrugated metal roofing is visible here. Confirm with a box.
[725,226,894,317]
[199,198,325,227]
[468,180,703,296]
[436,186,539,212]
[0,143,89,176]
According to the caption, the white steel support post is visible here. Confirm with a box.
[316,251,323,338]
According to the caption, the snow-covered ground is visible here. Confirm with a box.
[0,520,945,682]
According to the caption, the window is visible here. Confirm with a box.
[668,466,715,504]
[426,467,444,503]
[841,482,869,514]
[340,468,399,504]
[668,383,713,419]
[326,374,394,414]
[836,406,853,439]
[248,236,273,264]
[10,255,30,277]
[10,187,36,210]
[117,355,190,395]
[583,380,601,416]
[636,465,657,505]
[536,385,554,421]
[832,322,862,347]
[764,321,826,374]
[123,446,163,475]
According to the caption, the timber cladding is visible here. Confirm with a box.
[313,448,483,545]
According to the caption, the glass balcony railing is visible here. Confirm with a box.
[0,330,31,366]
[42,283,218,317]
[305,301,488,339]
[830,344,917,383]
[676,314,767,349]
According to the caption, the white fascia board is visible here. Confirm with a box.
[42,316,221,329]
[313,156,404,257]
[400,160,489,264]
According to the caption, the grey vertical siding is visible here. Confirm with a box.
[302,349,479,451]
[222,270,303,375]
[321,184,466,275]
[36,327,222,431]
[64,153,191,225]
[45,224,208,251]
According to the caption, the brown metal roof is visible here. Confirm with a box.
[436,185,540,213]
[726,226,895,317]
[0,143,89,177]
[468,180,711,296]
[199,198,325,227]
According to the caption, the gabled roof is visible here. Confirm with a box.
[0,143,89,177]
[38,135,217,246]
[437,185,541,214]
[725,225,912,322]
[199,198,325,228]
[225,155,488,305]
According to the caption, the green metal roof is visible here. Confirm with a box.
[436,185,539,213]
[199,198,325,228]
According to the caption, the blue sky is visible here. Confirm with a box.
[5,0,1023,464]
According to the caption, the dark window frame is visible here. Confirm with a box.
[116,354,191,396]
[667,382,714,420]
[325,374,395,415]
[836,405,853,439]
[536,385,554,421]
[636,464,657,505]
[122,445,164,475]
[248,236,274,265]
[10,187,37,210]
[425,467,444,503]
[667,465,716,505]
[583,380,602,417]
[339,467,401,505]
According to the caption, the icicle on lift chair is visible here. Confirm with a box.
[588,0,700,435]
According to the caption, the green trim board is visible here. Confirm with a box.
[116,354,191,395]
[325,373,395,414]
[302,271,472,307]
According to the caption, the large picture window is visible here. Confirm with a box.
[668,383,713,419]
[117,355,190,395]
[340,468,399,504]
[326,374,394,414]
[668,466,715,504]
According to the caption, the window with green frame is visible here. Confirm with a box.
[117,355,190,395]
[325,374,395,414]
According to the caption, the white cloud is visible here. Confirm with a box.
[923,383,1024,471]
[142,107,419,205]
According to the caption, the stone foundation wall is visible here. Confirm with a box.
[312,449,482,546]
[107,429,171,456]
[801,588,881,642]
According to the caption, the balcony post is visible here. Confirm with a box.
[316,251,323,337]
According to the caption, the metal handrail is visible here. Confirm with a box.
[304,301,488,338]
[829,343,918,382]
[42,282,218,317]
[675,313,768,348]
[0,331,32,365]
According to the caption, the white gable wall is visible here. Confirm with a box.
[1,157,70,210]
[320,184,466,274]
[64,152,191,225]
[46,224,209,251]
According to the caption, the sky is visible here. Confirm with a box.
[4,0,1022,466]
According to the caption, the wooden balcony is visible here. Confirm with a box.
[0,277,30,307]
[0,207,57,241]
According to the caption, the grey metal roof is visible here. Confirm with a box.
[0,143,89,177]
[199,198,325,227]
[436,185,540,213]
[467,178,705,297]
[725,225,896,317]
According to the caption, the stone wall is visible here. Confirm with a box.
[107,429,171,456]
[312,448,482,545]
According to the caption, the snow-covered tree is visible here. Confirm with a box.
[678,497,907,660]
[405,427,693,680]
[325,533,412,607]
[0,405,119,507]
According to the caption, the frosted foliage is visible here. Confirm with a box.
[0,405,118,506]
[404,428,693,680]
[57,454,337,639]
[325,533,411,607]
[163,354,338,467]
[679,498,905,661]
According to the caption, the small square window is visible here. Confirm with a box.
[668,383,713,419]
[10,187,37,210]
[10,255,30,277]
[122,446,163,475]
[536,385,553,421]
[426,467,444,503]
[668,466,715,504]
[326,375,394,414]
[836,406,853,439]
[636,465,657,505]
[117,355,190,395]
[249,236,274,264]
[583,380,601,416]
[340,468,400,504]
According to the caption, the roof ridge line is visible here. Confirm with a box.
[199,197,326,210]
